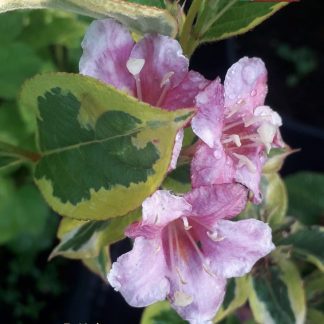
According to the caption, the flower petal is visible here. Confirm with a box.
[185,184,247,221]
[129,34,189,106]
[142,190,192,227]
[191,79,225,148]
[162,71,210,110]
[191,143,264,203]
[233,147,265,203]
[169,264,226,323]
[200,219,274,278]
[191,144,235,188]
[169,129,184,171]
[108,237,170,307]
[79,19,135,95]
[161,225,226,323]
[224,57,267,116]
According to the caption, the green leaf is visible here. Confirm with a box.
[141,301,187,324]
[196,0,287,43]
[127,0,165,8]
[0,103,30,146]
[263,173,288,227]
[263,147,297,174]
[0,11,24,43]
[249,260,305,324]
[50,209,140,259]
[238,173,287,228]
[214,277,249,322]
[279,226,324,272]
[0,43,42,99]
[0,0,177,37]
[285,172,324,225]
[82,247,111,282]
[307,308,324,324]
[18,10,87,50]
[20,73,193,220]
[0,179,49,244]
[305,270,324,307]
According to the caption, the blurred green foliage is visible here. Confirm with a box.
[0,9,88,323]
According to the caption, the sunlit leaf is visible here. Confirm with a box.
[20,73,193,220]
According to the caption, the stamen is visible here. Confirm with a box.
[223,120,244,132]
[239,134,260,142]
[230,143,261,151]
[225,99,245,118]
[156,71,174,107]
[174,291,193,307]
[126,58,145,101]
[207,230,225,242]
[232,153,257,173]
[202,264,218,278]
[184,229,205,262]
[222,134,241,147]
[176,267,187,285]
[126,58,145,75]
[257,123,276,153]
[182,217,192,230]
[173,227,187,285]
[168,226,175,272]
[183,229,217,278]
[160,71,174,88]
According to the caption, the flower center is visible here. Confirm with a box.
[220,104,279,171]
[126,58,174,107]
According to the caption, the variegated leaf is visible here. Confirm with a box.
[50,209,140,259]
[263,173,288,227]
[141,301,186,324]
[279,226,324,272]
[0,0,177,37]
[82,247,111,282]
[20,73,194,220]
[197,0,288,43]
[249,260,305,324]
[214,277,249,323]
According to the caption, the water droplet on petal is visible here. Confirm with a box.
[250,89,257,97]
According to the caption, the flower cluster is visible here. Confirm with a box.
[80,19,284,323]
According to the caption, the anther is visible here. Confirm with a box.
[126,58,145,100]
[232,153,257,173]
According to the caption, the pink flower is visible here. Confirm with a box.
[108,185,274,323]
[191,57,284,203]
[79,19,209,170]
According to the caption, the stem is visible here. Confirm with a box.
[180,0,204,56]
[0,141,41,162]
